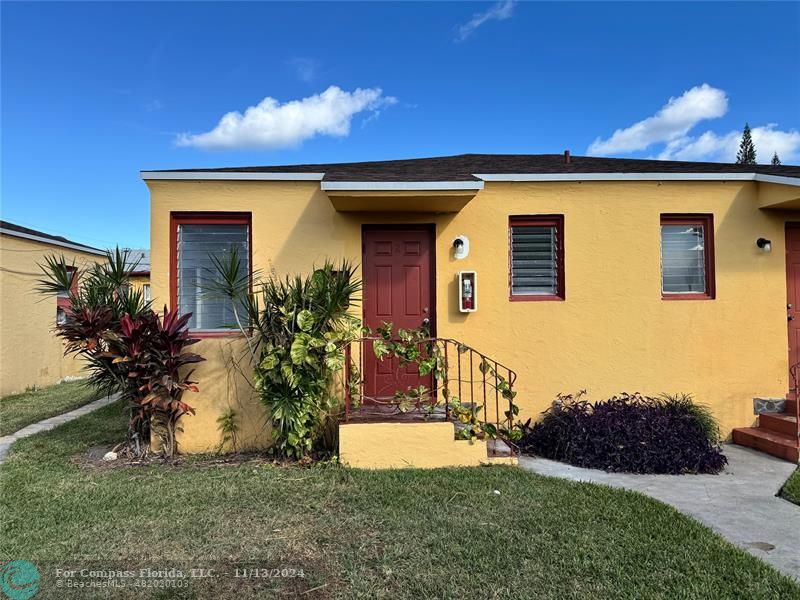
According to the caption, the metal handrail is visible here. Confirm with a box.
[343,336,518,452]
[790,362,800,440]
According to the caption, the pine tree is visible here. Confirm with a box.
[772,152,781,166]
[736,123,757,164]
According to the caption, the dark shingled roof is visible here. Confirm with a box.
[152,153,800,182]
[0,220,104,252]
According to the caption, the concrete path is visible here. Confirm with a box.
[520,444,800,580]
[0,394,118,464]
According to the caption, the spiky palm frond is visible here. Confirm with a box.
[34,254,76,296]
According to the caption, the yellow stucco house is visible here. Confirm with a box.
[141,153,800,464]
[0,221,107,396]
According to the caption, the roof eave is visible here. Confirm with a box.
[141,171,325,181]
[0,227,106,256]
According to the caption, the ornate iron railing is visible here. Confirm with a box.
[789,362,800,440]
[342,337,518,452]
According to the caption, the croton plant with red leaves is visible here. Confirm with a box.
[36,249,204,457]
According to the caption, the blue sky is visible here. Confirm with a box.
[2,1,799,249]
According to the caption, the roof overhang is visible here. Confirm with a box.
[140,169,800,211]
[758,181,800,210]
[475,172,800,184]
[0,227,106,256]
[322,181,483,212]
[141,171,325,181]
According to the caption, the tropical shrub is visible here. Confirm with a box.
[518,392,727,474]
[206,252,361,459]
[36,248,203,457]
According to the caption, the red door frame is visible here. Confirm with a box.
[786,223,800,389]
[361,223,437,336]
[361,224,437,401]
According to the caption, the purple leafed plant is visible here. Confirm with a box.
[519,392,728,474]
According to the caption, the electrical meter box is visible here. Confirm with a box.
[458,271,477,313]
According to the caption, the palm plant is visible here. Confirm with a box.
[204,249,361,458]
[36,248,203,457]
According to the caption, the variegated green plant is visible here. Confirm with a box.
[205,253,361,458]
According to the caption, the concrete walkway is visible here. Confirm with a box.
[0,394,118,464]
[520,445,800,580]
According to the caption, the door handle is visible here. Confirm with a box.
[790,315,795,321]
[422,318,430,328]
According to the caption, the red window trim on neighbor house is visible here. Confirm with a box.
[169,212,253,337]
[508,215,565,302]
[660,214,716,301]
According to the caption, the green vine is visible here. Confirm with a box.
[365,323,521,443]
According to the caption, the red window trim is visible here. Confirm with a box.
[660,213,716,301]
[169,212,253,337]
[508,215,565,302]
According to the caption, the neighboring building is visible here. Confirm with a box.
[124,249,151,303]
[141,154,800,462]
[0,221,106,396]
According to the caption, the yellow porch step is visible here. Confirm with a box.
[339,421,517,469]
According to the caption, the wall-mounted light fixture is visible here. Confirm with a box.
[453,235,470,260]
[756,237,772,252]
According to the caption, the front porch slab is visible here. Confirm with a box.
[339,421,516,469]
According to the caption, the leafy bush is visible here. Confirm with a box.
[205,251,361,459]
[36,249,203,457]
[519,392,727,474]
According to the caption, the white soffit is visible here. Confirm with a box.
[321,181,484,191]
[140,171,325,181]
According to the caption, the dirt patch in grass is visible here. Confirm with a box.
[72,447,317,472]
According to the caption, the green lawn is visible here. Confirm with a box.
[0,380,100,436]
[782,468,800,506]
[1,403,798,599]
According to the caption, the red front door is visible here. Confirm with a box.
[787,224,800,389]
[362,226,435,401]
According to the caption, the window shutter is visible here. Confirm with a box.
[177,223,249,330]
[510,224,559,296]
[661,224,707,294]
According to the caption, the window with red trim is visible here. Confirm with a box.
[170,213,251,331]
[56,267,77,325]
[660,214,715,300]
[509,215,565,301]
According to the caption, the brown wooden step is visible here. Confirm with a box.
[785,399,798,414]
[759,413,799,437]
[732,427,799,463]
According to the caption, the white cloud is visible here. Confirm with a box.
[455,0,516,42]
[176,86,397,151]
[657,125,800,164]
[588,83,800,164]
[588,84,728,155]
[288,57,320,83]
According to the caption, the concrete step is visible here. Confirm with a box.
[732,427,799,463]
[759,413,798,437]
[487,438,513,458]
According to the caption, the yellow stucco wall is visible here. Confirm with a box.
[127,274,151,308]
[339,422,515,469]
[147,178,798,452]
[0,235,105,396]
